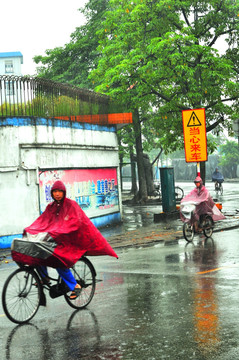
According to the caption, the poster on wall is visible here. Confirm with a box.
[39,168,119,218]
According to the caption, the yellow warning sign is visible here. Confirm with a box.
[182,108,207,163]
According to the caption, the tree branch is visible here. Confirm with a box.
[206,116,224,132]
[151,148,163,166]
[208,28,236,48]
[181,8,191,27]
[205,96,238,110]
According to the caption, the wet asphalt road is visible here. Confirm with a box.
[0,181,239,359]
[1,228,239,360]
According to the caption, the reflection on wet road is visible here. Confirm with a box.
[1,228,239,359]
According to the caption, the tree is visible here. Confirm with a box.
[91,0,239,188]
[91,0,178,200]
[219,140,239,178]
[34,0,153,201]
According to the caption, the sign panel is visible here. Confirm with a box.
[39,168,119,218]
[182,108,207,162]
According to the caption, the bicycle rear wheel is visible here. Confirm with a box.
[175,186,184,201]
[183,223,194,242]
[64,257,96,310]
[2,268,41,324]
[220,184,223,195]
[203,215,214,238]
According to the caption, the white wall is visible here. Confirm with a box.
[0,117,120,237]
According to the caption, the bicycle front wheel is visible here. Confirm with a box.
[64,257,96,310]
[183,223,194,242]
[2,268,41,324]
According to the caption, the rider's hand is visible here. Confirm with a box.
[43,234,51,242]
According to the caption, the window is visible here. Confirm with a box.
[5,60,14,74]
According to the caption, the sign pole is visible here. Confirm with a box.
[197,162,200,177]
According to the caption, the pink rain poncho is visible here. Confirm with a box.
[180,176,225,223]
[11,180,118,268]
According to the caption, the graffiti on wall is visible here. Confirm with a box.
[39,168,119,218]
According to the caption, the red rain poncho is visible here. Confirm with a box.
[180,176,225,222]
[12,181,118,268]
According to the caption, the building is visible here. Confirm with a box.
[0,52,23,104]
[0,51,23,76]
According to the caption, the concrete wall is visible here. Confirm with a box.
[0,117,121,248]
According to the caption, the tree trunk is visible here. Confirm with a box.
[143,154,155,195]
[118,136,124,192]
[133,109,148,202]
[130,147,138,195]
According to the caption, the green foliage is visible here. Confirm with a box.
[0,95,99,118]
[219,140,239,170]
[91,0,239,153]
[117,124,135,160]
[32,0,239,170]
[0,101,40,117]
[206,133,223,154]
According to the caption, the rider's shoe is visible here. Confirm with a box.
[70,284,82,300]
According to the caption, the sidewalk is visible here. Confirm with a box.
[1,206,239,265]
[103,210,239,250]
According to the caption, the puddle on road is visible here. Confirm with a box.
[101,203,180,238]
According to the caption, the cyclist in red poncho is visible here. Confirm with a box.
[12,180,118,300]
[180,176,225,232]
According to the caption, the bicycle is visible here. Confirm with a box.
[2,256,96,324]
[153,182,184,201]
[214,181,223,196]
[180,201,214,242]
[182,213,214,242]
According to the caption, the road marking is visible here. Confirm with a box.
[197,264,239,275]
[197,268,221,274]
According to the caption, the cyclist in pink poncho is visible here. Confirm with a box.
[180,176,225,231]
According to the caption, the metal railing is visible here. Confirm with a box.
[0,75,111,118]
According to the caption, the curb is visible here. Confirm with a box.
[108,222,239,250]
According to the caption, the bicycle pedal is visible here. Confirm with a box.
[49,284,65,298]
[40,292,46,306]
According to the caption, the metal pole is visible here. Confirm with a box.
[197,162,200,177]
